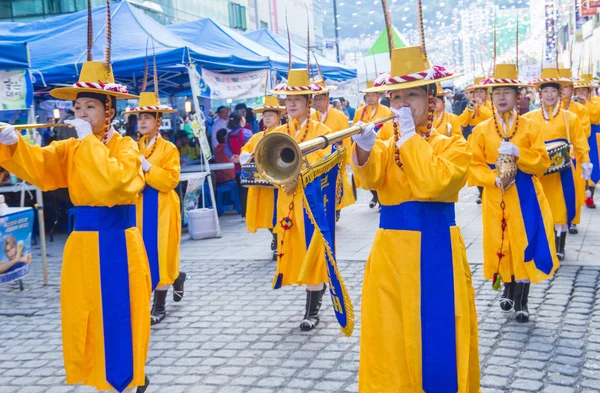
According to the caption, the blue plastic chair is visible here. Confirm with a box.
[215,180,241,216]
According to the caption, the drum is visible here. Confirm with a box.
[240,162,273,188]
[544,141,571,175]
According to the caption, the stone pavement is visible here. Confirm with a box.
[1,187,600,393]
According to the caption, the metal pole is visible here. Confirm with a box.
[35,188,48,285]
[254,0,259,29]
[333,0,341,62]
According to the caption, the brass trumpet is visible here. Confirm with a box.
[254,116,395,191]
[0,122,70,131]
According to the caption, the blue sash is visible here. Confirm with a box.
[545,138,576,225]
[142,186,160,290]
[588,124,600,183]
[488,165,554,274]
[74,205,135,393]
[379,201,458,393]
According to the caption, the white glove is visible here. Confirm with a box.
[352,121,377,151]
[582,162,593,180]
[498,141,520,157]
[141,155,152,172]
[392,107,417,148]
[239,152,253,166]
[495,178,502,188]
[0,125,18,145]
[65,118,93,140]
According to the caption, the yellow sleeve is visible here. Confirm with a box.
[579,105,591,138]
[400,134,472,200]
[352,108,362,125]
[241,133,261,155]
[75,135,143,203]
[517,125,551,177]
[377,122,394,140]
[146,144,181,193]
[350,139,391,190]
[450,114,463,138]
[477,105,493,121]
[570,115,590,163]
[467,126,497,188]
[458,107,473,127]
[314,123,332,161]
[586,100,600,124]
[0,136,74,191]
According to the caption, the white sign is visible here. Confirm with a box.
[0,70,28,110]
[201,68,268,100]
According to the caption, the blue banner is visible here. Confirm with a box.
[0,208,34,284]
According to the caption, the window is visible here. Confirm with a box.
[260,20,268,30]
[11,0,42,18]
[228,2,247,31]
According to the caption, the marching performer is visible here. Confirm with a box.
[434,83,462,138]
[270,68,332,331]
[559,68,591,234]
[0,60,151,391]
[352,81,392,209]
[469,64,558,323]
[311,78,355,220]
[574,75,600,208]
[127,89,186,326]
[240,96,285,260]
[523,68,591,261]
[351,44,479,391]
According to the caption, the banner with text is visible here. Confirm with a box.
[201,68,268,100]
[0,70,32,110]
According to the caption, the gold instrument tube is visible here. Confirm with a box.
[254,115,394,187]
[0,123,70,131]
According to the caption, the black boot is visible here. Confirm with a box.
[151,290,167,325]
[556,233,565,261]
[270,233,277,251]
[369,191,378,209]
[514,282,530,323]
[172,272,186,302]
[569,224,578,234]
[336,210,341,222]
[300,285,327,331]
[137,376,150,393]
[499,281,515,312]
[476,186,483,204]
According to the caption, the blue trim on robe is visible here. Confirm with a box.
[379,201,458,393]
[74,205,135,393]
[489,165,554,274]
[589,124,600,183]
[272,189,279,228]
[142,186,160,290]
[545,138,576,225]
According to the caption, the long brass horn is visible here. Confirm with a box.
[254,116,394,190]
[0,122,71,130]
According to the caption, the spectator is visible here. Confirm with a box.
[235,103,253,132]
[518,88,531,115]
[332,99,343,111]
[175,113,184,131]
[213,128,236,184]
[183,115,194,138]
[246,107,259,134]
[126,114,138,138]
[175,130,201,163]
[211,105,230,149]
[380,96,391,108]
[40,117,55,146]
[225,110,252,218]
[54,109,77,140]
[340,97,356,120]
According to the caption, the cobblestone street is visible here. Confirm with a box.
[1,188,600,393]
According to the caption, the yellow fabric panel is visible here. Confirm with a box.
[585,97,600,124]
[272,120,331,287]
[434,111,464,138]
[241,130,277,232]
[61,228,151,391]
[458,104,493,128]
[566,101,591,138]
[352,103,392,125]
[352,129,471,204]
[358,227,480,393]
[468,116,558,283]
[145,138,181,193]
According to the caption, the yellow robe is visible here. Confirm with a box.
[272,119,332,288]
[584,97,600,184]
[311,106,355,209]
[468,116,558,284]
[459,102,493,128]
[241,129,277,233]
[523,108,590,225]
[378,111,463,141]
[0,131,150,391]
[136,136,181,288]
[351,129,479,393]
[352,103,393,125]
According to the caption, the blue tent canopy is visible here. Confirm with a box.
[167,18,289,74]
[0,41,30,70]
[0,2,270,91]
[244,29,356,81]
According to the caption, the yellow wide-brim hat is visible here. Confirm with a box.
[312,79,338,95]
[125,92,176,114]
[359,80,376,93]
[51,62,138,100]
[271,69,324,96]
[477,64,530,89]
[574,74,598,89]
[533,68,573,88]
[254,95,286,113]
[363,46,460,93]
[466,77,487,92]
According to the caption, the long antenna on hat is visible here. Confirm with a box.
[141,38,149,93]
[313,53,324,81]
[380,0,394,60]
[285,11,292,71]
[152,38,158,94]
[87,0,93,61]
[416,0,427,60]
[516,15,519,71]
[104,0,112,74]
[372,55,378,78]
[493,10,497,70]
[305,5,311,79]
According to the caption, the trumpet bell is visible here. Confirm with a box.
[254,132,303,186]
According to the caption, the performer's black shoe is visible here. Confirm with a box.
[369,199,377,209]
[300,285,327,331]
[151,290,167,325]
[336,210,341,222]
[476,196,482,205]
[476,187,483,204]
[499,281,514,312]
[173,272,186,302]
[555,233,565,261]
[569,224,578,234]
[136,376,150,393]
[271,233,277,251]
[514,282,530,323]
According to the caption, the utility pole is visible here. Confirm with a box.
[332,0,341,62]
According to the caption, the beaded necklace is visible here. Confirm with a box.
[102,98,111,144]
[562,97,572,111]
[542,103,560,123]
[491,103,519,141]
[139,132,161,159]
